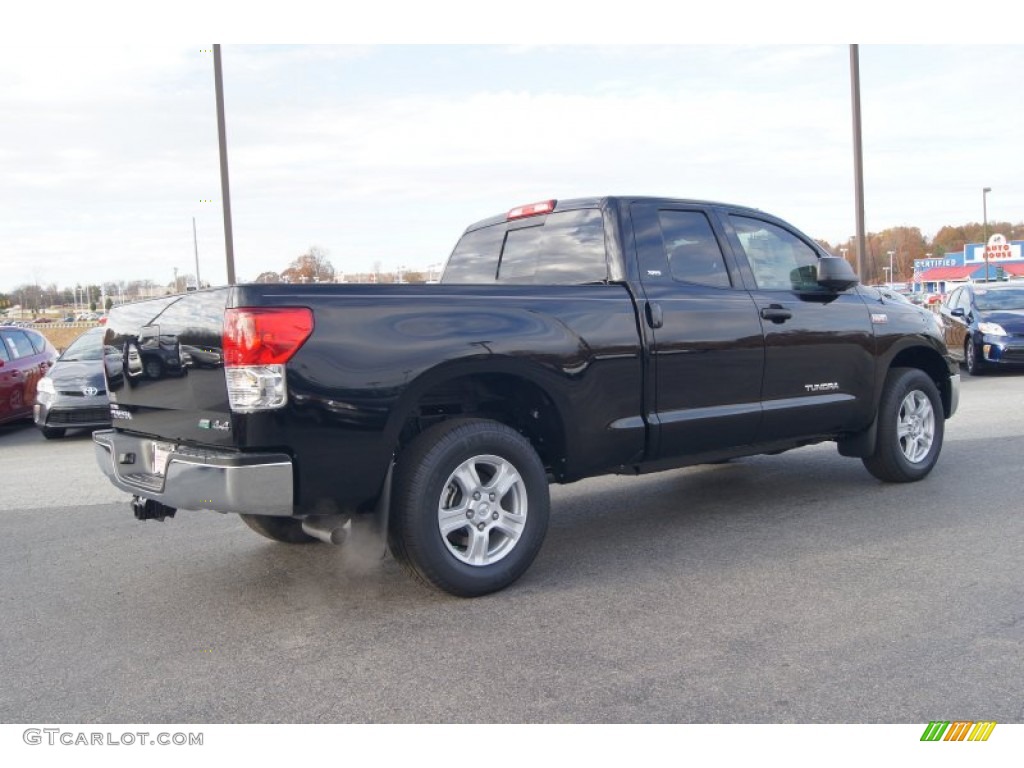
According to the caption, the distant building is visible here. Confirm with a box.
[913,236,1024,294]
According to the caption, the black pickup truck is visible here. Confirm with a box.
[94,196,959,596]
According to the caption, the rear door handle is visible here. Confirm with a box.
[760,304,793,323]
[645,301,663,329]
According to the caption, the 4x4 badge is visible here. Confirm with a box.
[198,419,231,432]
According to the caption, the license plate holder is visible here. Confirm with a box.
[151,441,174,477]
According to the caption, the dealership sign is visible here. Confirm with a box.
[984,234,1014,260]
[917,258,958,268]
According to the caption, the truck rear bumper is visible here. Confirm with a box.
[93,429,295,516]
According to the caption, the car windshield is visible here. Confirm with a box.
[60,330,104,361]
[974,286,1024,311]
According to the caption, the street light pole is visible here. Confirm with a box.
[849,45,867,277]
[192,217,202,289]
[983,187,992,282]
[886,250,895,286]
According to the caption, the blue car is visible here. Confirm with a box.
[940,282,1024,375]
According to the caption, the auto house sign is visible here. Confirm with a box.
[985,233,1016,260]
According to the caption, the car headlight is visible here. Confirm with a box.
[978,322,1008,336]
[36,377,55,395]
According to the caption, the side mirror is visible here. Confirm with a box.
[950,308,965,318]
[817,257,860,291]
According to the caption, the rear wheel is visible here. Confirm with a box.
[239,514,318,543]
[389,418,549,597]
[862,367,944,483]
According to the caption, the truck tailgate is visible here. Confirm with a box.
[102,289,237,448]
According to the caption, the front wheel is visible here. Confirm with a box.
[389,418,550,597]
[862,367,945,483]
[965,337,984,376]
[41,426,66,440]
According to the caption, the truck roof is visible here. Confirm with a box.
[462,196,765,233]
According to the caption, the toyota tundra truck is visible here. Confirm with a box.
[93,196,959,596]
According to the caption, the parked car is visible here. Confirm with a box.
[940,282,1024,375]
[33,327,117,438]
[0,326,58,427]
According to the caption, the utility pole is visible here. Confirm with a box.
[213,45,237,285]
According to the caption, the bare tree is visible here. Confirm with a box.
[281,246,335,283]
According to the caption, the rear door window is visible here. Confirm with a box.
[657,210,731,287]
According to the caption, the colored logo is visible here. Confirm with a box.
[920,721,996,741]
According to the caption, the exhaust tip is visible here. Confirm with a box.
[301,515,350,545]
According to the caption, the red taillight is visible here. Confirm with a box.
[223,308,313,366]
[507,199,556,220]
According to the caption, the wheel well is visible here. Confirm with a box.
[396,374,566,479]
[889,347,954,417]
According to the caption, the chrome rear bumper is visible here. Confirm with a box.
[93,429,295,516]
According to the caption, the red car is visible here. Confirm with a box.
[0,326,58,426]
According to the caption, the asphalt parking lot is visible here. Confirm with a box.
[1,371,1022,724]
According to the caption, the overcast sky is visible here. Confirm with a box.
[2,8,1022,293]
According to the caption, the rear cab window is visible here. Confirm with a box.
[443,208,608,284]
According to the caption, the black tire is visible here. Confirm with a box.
[862,367,945,483]
[239,514,318,543]
[41,427,66,439]
[965,337,984,376]
[389,418,550,597]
